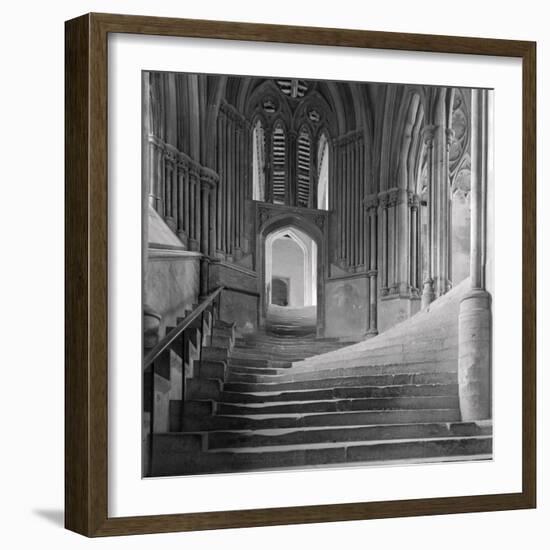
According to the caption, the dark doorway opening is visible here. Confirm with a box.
[271,277,290,306]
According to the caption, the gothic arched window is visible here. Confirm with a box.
[252,119,266,201]
[317,132,329,210]
[271,123,287,204]
[297,127,312,207]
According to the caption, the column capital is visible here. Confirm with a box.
[378,191,390,208]
[200,166,219,189]
[287,129,298,140]
[422,124,437,146]
[386,187,403,207]
[364,194,379,211]
[408,191,420,208]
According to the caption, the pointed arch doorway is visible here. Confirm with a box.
[258,216,324,336]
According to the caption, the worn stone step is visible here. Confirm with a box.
[235,338,343,347]
[212,326,234,340]
[205,420,492,449]
[229,366,282,376]
[151,435,491,476]
[186,377,222,400]
[289,350,458,372]
[223,371,457,393]
[233,342,343,350]
[295,338,458,369]
[227,362,456,384]
[214,319,235,330]
[229,362,293,372]
[216,395,459,416]
[231,347,343,356]
[197,360,227,381]
[228,357,269,368]
[219,383,459,403]
[211,335,232,350]
[153,432,204,454]
[201,346,229,363]
[182,408,461,431]
[235,342,343,349]
[228,360,294,371]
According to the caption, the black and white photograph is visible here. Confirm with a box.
[142,71,494,477]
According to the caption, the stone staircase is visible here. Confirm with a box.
[265,304,317,335]
[151,287,492,476]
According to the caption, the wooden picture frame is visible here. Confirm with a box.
[65,12,536,537]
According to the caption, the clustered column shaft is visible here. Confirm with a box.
[333,132,366,271]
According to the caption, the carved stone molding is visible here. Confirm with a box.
[378,192,390,209]
[387,188,400,207]
[258,206,271,225]
[256,201,328,234]
[422,125,436,147]
[449,88,471,178]
[364,194,379,211]
[200,166,220,188]
[148,133,222,190]
[334,129,364,147]
[377,187,407,207]
[315,214,325,229]
[408,191,420,209]
[219,101,247,127]
[446,128,456,151]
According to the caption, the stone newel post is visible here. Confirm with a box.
[458,88,492,421]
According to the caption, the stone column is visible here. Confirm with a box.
[176,161,188,247]
[345,141,352,265]
[379,193,389,295]
[365,194,379,335]
[188,167,199,251]
[164,162,171,220]
[395,186,410,295]
[409,193,420,290]
[218,112,226,254]
[147,138,159,209]
[171,158,178,227]
[350,139,357,267]
[226,116,234,257]
[264,126,272,202]
[422,96,453,301]
[387,189,397,291]
[457,88,492,421]
[199,256,210,300]
[183,164,190,240]
[338,143,345,261]
[156,145,165,217]
[201,183,210,255]
[235,124,243,257]
[210,175,218,257]
[420,127,435,307]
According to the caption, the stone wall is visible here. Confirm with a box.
[145,250,201,337]
[324,275,369,338]
[145,206,201,336]
[209,261,259,334]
